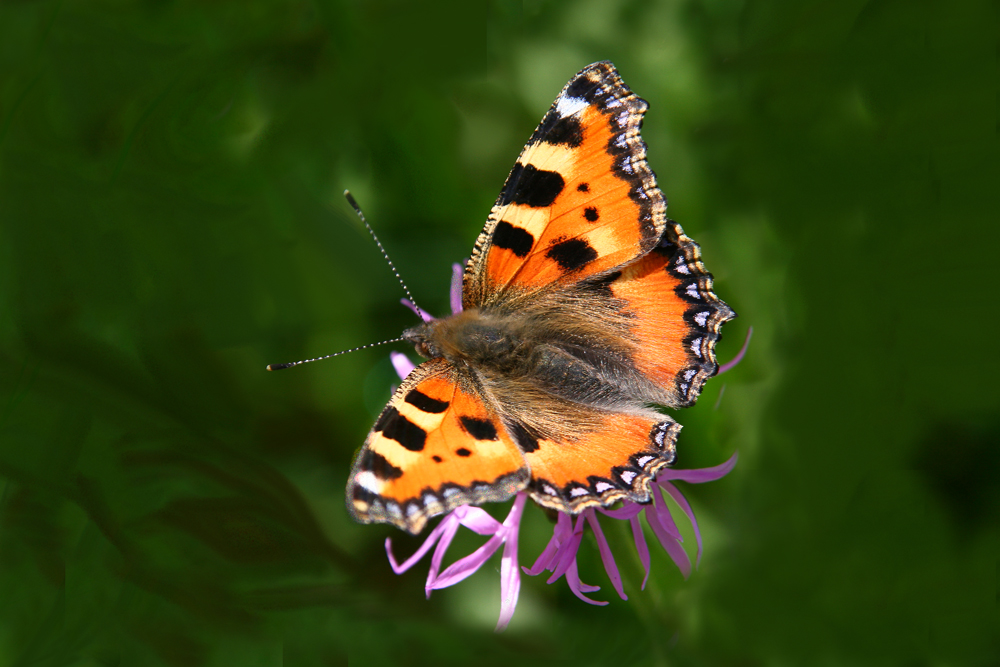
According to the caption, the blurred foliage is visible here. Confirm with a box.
[0,0,996,665]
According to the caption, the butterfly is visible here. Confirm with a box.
[347,61,736,534]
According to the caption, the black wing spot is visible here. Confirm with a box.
[379,408,427,452]
[492,221,534,258]
[404,389,449,413]
[583,207,599,222]
[374,406,398,432]
[459,416,498,441]
[546,238,598,271]
[531,112,583,147]
[577,182,589,192]
[359,449,404,481]
[508,422,540,453]
[432,455,443,463]
[456,448,472,457]
[565,76,599,102]
[498,163,565,208]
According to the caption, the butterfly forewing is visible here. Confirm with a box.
[347,358,529,534]
[463,61,667,307]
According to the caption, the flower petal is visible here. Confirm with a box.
[390,351,416,381]
[495,494,527,632]
[496,537,521,632]
[430,534,504,590]
[523,511,571,576]
[628,514,652,589]
[546,515,586,584]
[401,298,435,322]
[659,452,738,484]
[385,514,455,574]
[585,511,626,600]
[565,561,607,606]
[597,502,644,521]
[426,518,463,597]
[450,263,464,314]
[660,480,704,567]
[644,502,692,578]
[650,485,684,542]
[717,325,752,375]
[429,495,527,594]
[454,505,503,536]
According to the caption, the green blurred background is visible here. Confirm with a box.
[1,0,996,665]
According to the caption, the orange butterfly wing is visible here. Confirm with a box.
[463,61,666,306]
[347,358,529,534]
[609,221,737,408]
[509,413,681,512]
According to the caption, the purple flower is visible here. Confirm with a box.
[384,264,744,632]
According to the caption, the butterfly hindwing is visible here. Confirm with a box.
[464,61,667,306]
[347,358,530,534]
[607,221,737,408]
[509,412,681,513]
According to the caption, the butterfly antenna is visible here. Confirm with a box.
[266,337,404,371]
[344,190,428,321]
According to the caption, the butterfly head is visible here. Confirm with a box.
[402,322,443,360]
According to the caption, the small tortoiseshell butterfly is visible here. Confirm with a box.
[347,61,736,534]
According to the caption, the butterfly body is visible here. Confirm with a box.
[349,62,735,534]
[404,280,672,424]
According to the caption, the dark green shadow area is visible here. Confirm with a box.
[0,0,995,665]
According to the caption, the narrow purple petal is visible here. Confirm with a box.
[523,511,571,576]
[650,485,684,542]
[597,502,644,521]
[552,510,574,542]
[658,452,738,484]
[645,503,692,578]
[454,505,502,536]
[401,298,435,322]
[426,518,463,597]
[430,494,526,594]
[585,511,626,600]
[628,514,652,589]
[574,570,602,593]
[496,536,521,632]
[717,325,752,375]
[450,263,464,314]
[385,515,454,574]
[565,561,608,606]
[546,515,586,584]
[430,534,504,590]
[495,494,527,632]
[390,351,416,381]
[523,533,561,576]
[661,480,704,567]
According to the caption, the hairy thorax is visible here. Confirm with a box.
[401,303,671,438]
[403,308,533,375]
